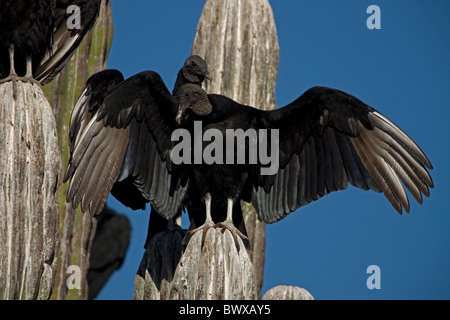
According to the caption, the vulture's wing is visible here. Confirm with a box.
[253,86,433,223]
[68,69,124,153]
[64,70,187,218]
[35,0,101,85]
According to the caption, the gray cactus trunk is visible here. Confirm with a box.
[0,81,61,300]
[0,0,115,300]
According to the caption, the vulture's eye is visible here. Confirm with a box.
[192,61,197,67]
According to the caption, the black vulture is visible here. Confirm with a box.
[0,0,100,84]
[64,59,433,248]
[64,55,211,246]
[35,0,102,85]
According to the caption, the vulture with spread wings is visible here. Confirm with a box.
[64,56,433,247]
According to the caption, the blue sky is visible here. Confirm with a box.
[96,0,450,300]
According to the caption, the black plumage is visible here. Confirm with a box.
[0,0,100,84]
[64,56,211,246]
[36,0,101,84]
[0,0,54,79]
[175,84,433,227]
[64,57,433,248]
[108,55,209,212]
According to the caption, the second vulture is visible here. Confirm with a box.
[0,0,101,84]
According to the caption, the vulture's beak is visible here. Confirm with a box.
[204,71,212,81]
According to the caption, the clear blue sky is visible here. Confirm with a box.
[96,0,450,300]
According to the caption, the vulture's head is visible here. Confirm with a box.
[176,84,212,125]
[182,55,211,84]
